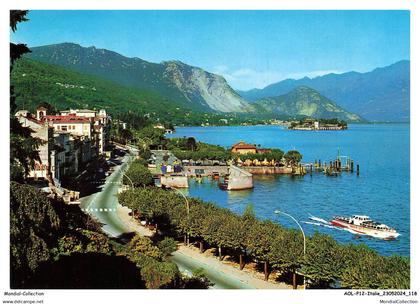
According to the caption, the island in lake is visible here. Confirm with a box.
[289,118,348,130]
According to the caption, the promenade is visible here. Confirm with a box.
[80,152,292,289]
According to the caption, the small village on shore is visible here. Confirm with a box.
[11,104,372,290]
[14,106,357,202]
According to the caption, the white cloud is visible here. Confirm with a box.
[209,66,284,91]
[209,65,343,91]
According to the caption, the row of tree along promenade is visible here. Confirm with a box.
[119,158,410,289]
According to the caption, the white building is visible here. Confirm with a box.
[15,111,53,180]
[57,108,110,154]
[44,114,93,139]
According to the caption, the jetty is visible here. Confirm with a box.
[309,153,359,176]
[219,165,253,190]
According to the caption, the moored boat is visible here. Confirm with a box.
[330,215,400,239]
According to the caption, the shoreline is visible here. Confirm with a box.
[168,122,409,129]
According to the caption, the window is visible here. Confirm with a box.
[61,125,67,131]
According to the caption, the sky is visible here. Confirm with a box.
[11,10,410,90]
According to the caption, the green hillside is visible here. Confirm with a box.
[11,57,181,114]
[253,86,364,122]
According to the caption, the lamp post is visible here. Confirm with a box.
[172,187,190,246]
[274,209,306,290]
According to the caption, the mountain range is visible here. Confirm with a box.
[27,43,251,113]
[239,60,410,122]
[20,43,407,122]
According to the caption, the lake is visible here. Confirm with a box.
[166,124,410,256]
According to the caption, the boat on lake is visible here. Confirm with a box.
[330,215,400,239]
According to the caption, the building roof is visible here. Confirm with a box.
[17,114,45,126]
[231,141,257,150]
[44,115,91,124]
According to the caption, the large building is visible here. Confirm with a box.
[231,142,258,154]
[231,141,272,155]
[15,107,111,185]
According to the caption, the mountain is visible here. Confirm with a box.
[23,42,364,122]
[26,43,252,113]
[253,86,363,122]
[239,61,410,122]
[11,58,179,115]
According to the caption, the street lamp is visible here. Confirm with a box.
[274,209,306,290]
[172,187,190,246]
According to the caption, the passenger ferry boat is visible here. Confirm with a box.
[330,215,400,239]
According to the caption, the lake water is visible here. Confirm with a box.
[167,124,410,256]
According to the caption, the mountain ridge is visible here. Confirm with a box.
[24,42,363,122]
[238,60,410,122]
[27,43,252,113]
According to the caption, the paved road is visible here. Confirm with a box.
[80,154,133,237]
[171,251,253,289]
[79,152,255,289]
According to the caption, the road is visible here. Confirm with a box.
[171,250,253,289]
[79,152,257,289]
[80,154,132,237]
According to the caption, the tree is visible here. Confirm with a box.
[138,125,165,147]
[37,101,56,115]
[10,10,43,181]
[10,182,109,288]
[186,137,197,151]
[119,128,133,145]
[123,160,153,188]
[269,229,303,289]
[122,235,180,289]
[116,186,410,289]
[246,220,279,280]
[284,150,303,166]
[137,136,153,159]
[54,229,113,258]
[340,245,410,289]
[126,235,162,261]
[301,232,343,288]
[187,201,214,252]
[10,182,61,287]
[157,237,178,258]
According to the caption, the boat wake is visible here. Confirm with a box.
[302,220,342,230]
[308,213,330,225]
[303,214,345,231]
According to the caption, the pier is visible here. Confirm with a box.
[304,154,358,177]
